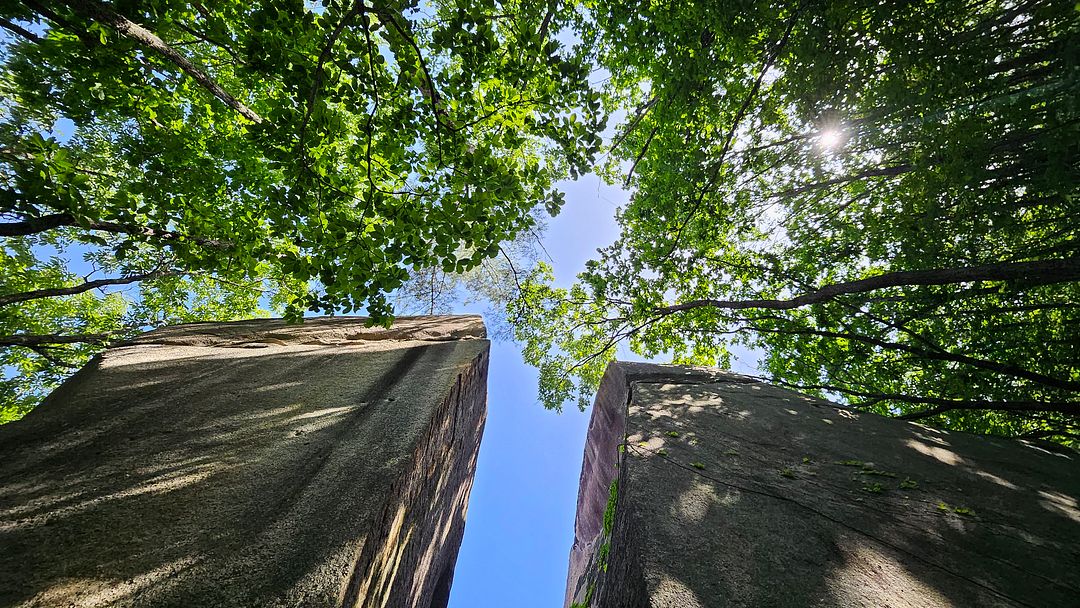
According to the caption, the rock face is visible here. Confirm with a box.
[564,362,1080,608]
[0,316,489,608]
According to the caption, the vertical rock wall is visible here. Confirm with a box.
[0,316,489,608]
[565,362,1080,608]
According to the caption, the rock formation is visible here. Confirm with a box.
[0,316,489,608]
[565,362,1080,608]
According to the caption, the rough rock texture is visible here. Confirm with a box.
[565,362,1080,608]
[0,316,489,608]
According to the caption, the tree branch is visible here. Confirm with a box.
[623,125,658,187]
[897,400,1080,420]
[771,164,913,198]
[609,96,657,153]
[0,213,75,237]
[763,378,1080,419]
[27,345,81,369]
[664,6,801,257]
[22,0,96,46]
[54,0,262,122]
[173,21,243,62]
[297,1,365,158]
[0,269,172,306]
[656,257,1080,315]
[716,315,1080,392]
[375,5,446,155]
[0,212,232,249]
[0,17,43,43]
[0,333,113,347]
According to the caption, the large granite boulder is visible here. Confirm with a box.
[0,316,489,608]
[565,362,1080,608]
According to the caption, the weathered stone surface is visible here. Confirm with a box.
[565,362,1080,608]
[0,315,488,608]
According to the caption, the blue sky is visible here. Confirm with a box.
[447,173,624,607]
[447,173,759,606]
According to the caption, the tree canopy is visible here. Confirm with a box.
[513,0,1080,445]
[3,0,1078,446]
[0,0,602,420]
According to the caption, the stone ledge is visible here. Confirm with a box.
[120,315,487,348]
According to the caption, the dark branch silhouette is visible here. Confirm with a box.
[0,269,171,306]
[655,257,1080,315]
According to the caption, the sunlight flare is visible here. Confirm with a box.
[817,128,843,151]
